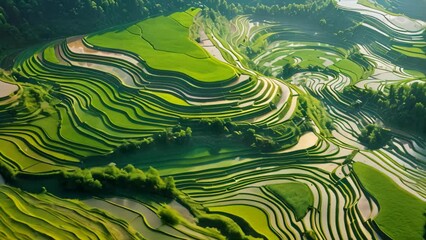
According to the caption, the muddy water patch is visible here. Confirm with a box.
[0,81,18,99]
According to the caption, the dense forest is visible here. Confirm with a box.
[345,83,426,135]
[0,0,333,58]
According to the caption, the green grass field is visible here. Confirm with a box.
[210,204,279,240]
[86,8,237,83]
[354,162,426,240]
[266,182,313,220]
[43,46,61,64]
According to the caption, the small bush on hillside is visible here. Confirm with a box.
[198,214,247,240]
[158,204,180,225]
[358,124,391,149]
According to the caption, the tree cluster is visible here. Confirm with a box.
[279,63,338,79]
[198,214,248,240]
[279,47,371,80]
[158,204,181,226]
[358,124,391,149]
[0,0,195,54]
[299,95,333,133]
[240,127,279,152]
[379,83,426,134]
[187,118,284,152]
[61,164,176,197]
[115,125,192,153]
[345,83,426,135]
[0,0,337,56]
[281,63,301,79]
[205,0,334,17]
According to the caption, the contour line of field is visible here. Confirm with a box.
[66,38,252,106]
[127,24,216,61]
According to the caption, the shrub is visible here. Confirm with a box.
[62,169,102,192]
[158,204,180,225]
[198,214,246,240]
[115,125,192,153]
[358,124,391,149]
[304,230,318,240]
[0,161,16,182]
[61,165,176,197]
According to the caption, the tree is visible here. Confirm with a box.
[389,85,396,104]
[198,214,246,240]
[211,118,226,134]
[255,135,278,152]
[61,165,177,197]
[243,128,256,143]
[158,205,180,225]
[62,169,103,192]
[358,124,391,149]
[344,83,426,135]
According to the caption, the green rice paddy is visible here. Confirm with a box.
[210,204,279,240]
[266,182,313,220]
[86,8,237,83]
[0,4,425,240]
[0,185,141,239]
[354,162,426,240]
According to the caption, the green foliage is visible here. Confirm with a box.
[189,118,284,152]
[0,160,16,182]
[358,124,391,149]
[23,88,41,111]
[304,230,318,240]
[266,182,313,220]
[0,0,337,56]
[281,63,300,79]
[158,204,181,226]
[380,83,426,134]
[10,85,57,117]
[354,163,426,240]
[198,214,248,240]
[116,125,192,153]
[344,83,426,135]
[0,0,198,53]
[280,60,341,80]
[253,134,279,152]
[63,169,103,192]
[61,164,176,197]
[117,137,154,153]
[205,0,334,17]
[299,94,333,135]
[197,118,236,135]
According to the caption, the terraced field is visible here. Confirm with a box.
[6,8,299,174]
[0,185,141,239]
[0,3,425,240]
[169,5,425,240]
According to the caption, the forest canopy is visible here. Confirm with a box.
[0,0,332,57]
[345,83,426,135]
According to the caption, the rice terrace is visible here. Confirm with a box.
[0,0,425,239]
